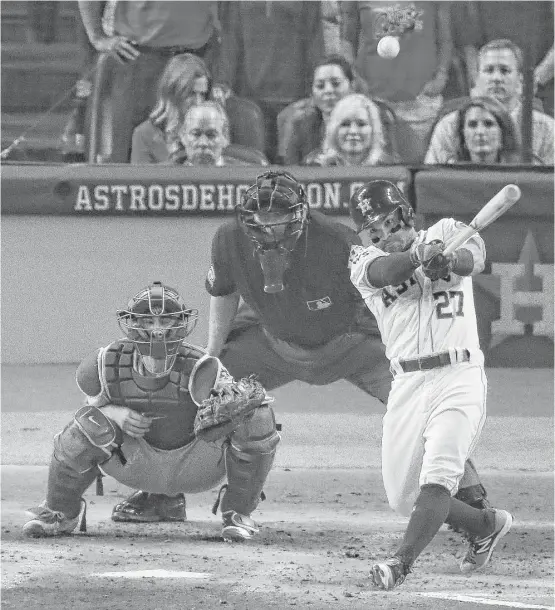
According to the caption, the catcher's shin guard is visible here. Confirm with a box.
[46,455,98,522]
[220,405,280,516]
[44,407,122,519]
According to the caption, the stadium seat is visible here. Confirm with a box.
[225,143,269,166]
[225,96,266,155]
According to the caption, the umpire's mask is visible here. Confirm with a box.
[237,171,309,293]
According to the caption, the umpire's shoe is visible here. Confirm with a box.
[23,502,81,537]
[460,509,513,574]
[111,491,186,522]
[371,557,411,590]
[221,511,259,542]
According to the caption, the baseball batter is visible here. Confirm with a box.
[113,171,492,528]
[348,180,513,590]
[22,281,279,542]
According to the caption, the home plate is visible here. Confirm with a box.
[91,570,212,579]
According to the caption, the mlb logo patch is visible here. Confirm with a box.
[306,297,332,311]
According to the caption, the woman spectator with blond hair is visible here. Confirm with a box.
[303,93,397,166]
[436,96,521,165]
[279,55,366,165]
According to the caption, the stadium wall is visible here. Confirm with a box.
[1,164,552,366]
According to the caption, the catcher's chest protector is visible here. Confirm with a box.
[103,341,204,449]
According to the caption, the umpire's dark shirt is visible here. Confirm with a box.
[206,211,379,347]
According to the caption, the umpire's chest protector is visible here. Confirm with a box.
[103,341,203,449]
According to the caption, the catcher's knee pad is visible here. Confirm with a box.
[230,405,280,454]
[54,406,122,474]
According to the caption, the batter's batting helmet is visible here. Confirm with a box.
[236,171,309,252]
[117,281,198,375]
[349,180,414,232]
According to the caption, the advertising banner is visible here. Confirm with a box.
[1,163,411,216]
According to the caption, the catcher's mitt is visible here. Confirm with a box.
[409,239,455,281]
[194,375,271,442]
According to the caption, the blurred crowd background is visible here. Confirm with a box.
[1,1,553,168]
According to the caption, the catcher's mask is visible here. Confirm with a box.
[237,171,309,293]
[117,281,198,376]
[349,180,415,252]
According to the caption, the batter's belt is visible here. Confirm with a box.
[392,348,472,375]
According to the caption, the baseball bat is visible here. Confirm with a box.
[442,184,521,256]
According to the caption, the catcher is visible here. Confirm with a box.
[23,281,279,542]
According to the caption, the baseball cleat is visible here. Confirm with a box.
[23,502,80,537]
[111,491,186,522]
[460,509,513,574]
[371,557,409,590]
[221,511,259,542]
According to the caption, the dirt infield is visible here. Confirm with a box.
[1,468,553,610]
[1,366,553,609]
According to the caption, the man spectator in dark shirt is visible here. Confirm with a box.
[78,0,221,162]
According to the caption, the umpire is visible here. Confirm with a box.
[113,171,489,522]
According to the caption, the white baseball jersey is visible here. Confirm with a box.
[349,218,486,361]
[349,218,488,516]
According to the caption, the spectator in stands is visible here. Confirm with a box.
[130,53,267,165]
[131,54,214,164]
[341,2,453,163]
[450,2,554,117]
[217,1,325,163]
[278,55,365,165]
[303,93,396,166]
[432,97,520,165]
[78,0,221,163]
[425,39,554,165]
[170,102,255,167]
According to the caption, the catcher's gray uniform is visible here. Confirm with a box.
[33,340,279,527]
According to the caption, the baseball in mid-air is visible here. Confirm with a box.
[377,35,400,58]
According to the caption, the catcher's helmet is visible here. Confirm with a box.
[236,171,309,252]
[349,180,414,233]
[117,281,198,375]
